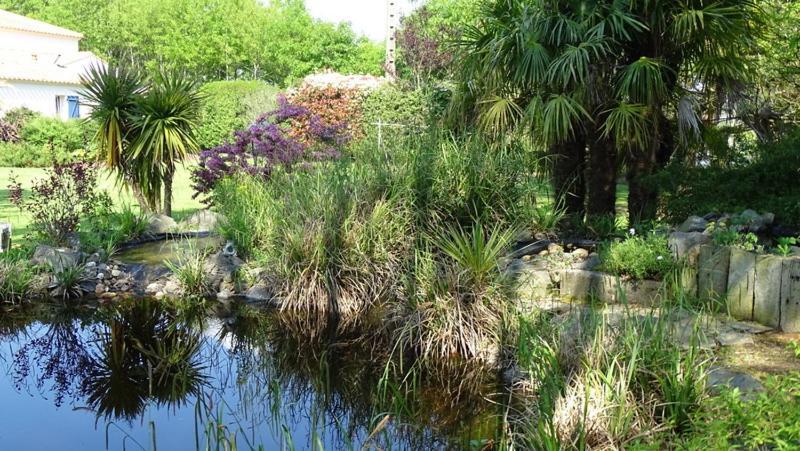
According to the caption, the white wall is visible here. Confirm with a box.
[0,81,89,119]
[0,29,79,56]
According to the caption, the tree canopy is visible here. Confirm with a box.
[0,0,384,85]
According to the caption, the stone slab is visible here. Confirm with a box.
[515,269,553,302]
[780,257,800,333]
[679,244,702,299]
[754,255,783,328]
[727,248,756,321]
[698,245,730,301]
[619,279,663,306]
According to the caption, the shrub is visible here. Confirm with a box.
[652,128,800,228]
[0,260,37,303]
[287,85,366,142]
[0,115,95,167]
[0,107,38,143]
[192,97,349,200]
[165,242,212,297]
[599,233,676,280]
[361,85,431,134]
[197,80,279,149]
[7,162,108,245]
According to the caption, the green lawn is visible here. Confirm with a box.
[0,164,204,240]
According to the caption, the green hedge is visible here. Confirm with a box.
[197,80,279,149]
[0,116,95,167]
[361,85,432,134]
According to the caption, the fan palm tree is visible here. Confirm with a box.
[455,0,761,223]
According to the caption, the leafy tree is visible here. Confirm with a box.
[456,0,762,222]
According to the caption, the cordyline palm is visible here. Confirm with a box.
[82,65,201,216]
[130,73,202,217]
[455,0,761,223]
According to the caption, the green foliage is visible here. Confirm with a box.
[433,222,516,288]
[674,373,800,449]
[165,242,211,297]
[0,117,95,167]
[197,80,279,149]
[0,260,37,303]
[599,233,676,280]
[361,86,432,133]
[79,204,148,257]
[50,263,88,300]
[531,204,566,234]
[652,128,800,228]
[775,237,797,257]
[0,0,383,84]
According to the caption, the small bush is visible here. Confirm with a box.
[0,115,95,167]
[287,85,366,142]
[599,233,675,280]
[652,128,800,228]
[165,243,212,297]
[197,80,279,149]
[0,260,36,303]
[361,85,431,134]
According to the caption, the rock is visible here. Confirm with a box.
[179,210,222,233]
[717,330,755,346]
[86,261,96,268]
[678,216,708,233]
[619,279,663,306]
[99,292,117,300]
[571,254,601,271]
[547,243,564,255]
[780,257,800,333]
[145,282,161,294]
[155,291,165,299]
[737,209,773,233]
[163,280,182,296]
[96,273,105,280]
[707,367,764,399]
[95,283,106,295]
[668,232,711,259]
[111,269,122,278]
[515,269,553,303]
[791,246,800,257]
[204,250,243,290]
[727,248,756,321]
[0,223,10,253]
[147,214,178,234]
[560,270,618,303]
[726,320,773,334]
[244,282,274,302]
[97,263,108,272]
[539,250,549,257]
[31,245,82,271]
[572,248,590,259]
[754,255,782,328]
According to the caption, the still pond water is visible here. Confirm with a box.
[0,300,506,450]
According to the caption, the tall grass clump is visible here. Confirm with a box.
[211,131,539,356]
[165,242,213,297]
[0,260,37,303]
[513,307,710,449]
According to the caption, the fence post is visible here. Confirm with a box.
[0,223,10,253]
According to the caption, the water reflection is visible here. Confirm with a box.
[0,300,507,449]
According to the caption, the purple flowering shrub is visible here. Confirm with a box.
[8,162,109,245]
[192,96,350,201]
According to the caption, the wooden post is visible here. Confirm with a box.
[0,223,10,253]
[385,0,398,79]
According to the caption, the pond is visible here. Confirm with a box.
[0,300,508,450]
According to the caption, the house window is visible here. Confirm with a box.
[67,96,80,118]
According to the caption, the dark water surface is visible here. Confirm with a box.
[0,300,506,450]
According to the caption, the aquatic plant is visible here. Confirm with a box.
[165,241,213,297]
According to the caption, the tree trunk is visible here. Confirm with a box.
[163,165,174,217]
[552,135,587,218]
[586,133,618,217]
[128,178,152,215]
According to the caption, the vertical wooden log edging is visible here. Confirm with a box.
[727,248,756,321]
[698,245,730,301]
[780,257,800,333]
[754,255,783,328]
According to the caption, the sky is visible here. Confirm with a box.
[305,0,418,42]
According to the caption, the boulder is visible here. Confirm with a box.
[619,279,663,306]
[753,255,782,328]
[204,250,243,290]
[0,223,10,253]
[515,268,553,303]
[736,209,774,233]
[707,367,764,399]
[180,210,222,233]
[571,254,601,271]
[678,216,708,233]
[245,283,274,302]
[668,232,711,259]
[147,214,178,234]
[31,245,82,271]
[726,248,756,321]
[560,270,618,303]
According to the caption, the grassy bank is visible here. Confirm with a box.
[0,164,203,241]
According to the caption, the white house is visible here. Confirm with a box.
[0,9,103,120]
